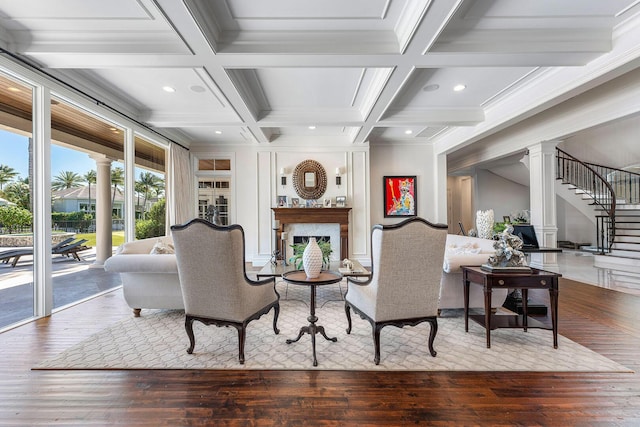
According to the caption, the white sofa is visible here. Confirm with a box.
[104,236,184,316]
[440,234,509,310]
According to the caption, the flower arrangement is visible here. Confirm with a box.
[511,209,530,224]
[289,237,332,269]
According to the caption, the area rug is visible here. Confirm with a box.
[34,282,631,372]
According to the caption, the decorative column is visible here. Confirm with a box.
[90,154,113,268]
[527,141,559,269]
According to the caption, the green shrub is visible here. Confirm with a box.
[0,205,33,233]
[51,211,93,232]
[135,199,165,239]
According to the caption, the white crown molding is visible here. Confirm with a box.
[434,12,640,156]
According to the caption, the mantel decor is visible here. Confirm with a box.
[292,159,327,200]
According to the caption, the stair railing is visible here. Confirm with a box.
[556,148,616,253]
[582,163,640,205]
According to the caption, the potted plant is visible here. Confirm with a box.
[289,237,332,269]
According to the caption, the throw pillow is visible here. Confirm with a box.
[150,240,175,254]
[446,242,482,255]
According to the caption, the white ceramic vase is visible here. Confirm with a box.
[302,237,323,278]
[476,209,494,239]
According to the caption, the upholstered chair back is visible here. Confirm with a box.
[171,219,278,322]
[347,218,448,322]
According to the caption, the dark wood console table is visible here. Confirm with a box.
[461,266,561,349]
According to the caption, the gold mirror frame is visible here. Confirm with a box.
[292,159,327,200]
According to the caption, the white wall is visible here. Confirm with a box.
[369,143,437,226]
[474,170,530,224]
[556,196,596,245]
[191,144,370,265]
[560,114,640,169]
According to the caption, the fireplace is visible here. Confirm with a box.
[293,236,330,245]
[272,207,351,260]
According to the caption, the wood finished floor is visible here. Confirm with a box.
[1,278,639,426]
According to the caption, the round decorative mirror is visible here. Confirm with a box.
[292,159,327,200]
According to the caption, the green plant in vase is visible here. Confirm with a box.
[493,221,507,235]
[289,237,332,270]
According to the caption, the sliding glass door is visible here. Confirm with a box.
[0,74,34,329]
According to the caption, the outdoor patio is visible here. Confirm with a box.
[0,247,121,328]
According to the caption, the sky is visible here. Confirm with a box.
[0,128,138,180]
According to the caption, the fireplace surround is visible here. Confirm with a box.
[272,207,351,260]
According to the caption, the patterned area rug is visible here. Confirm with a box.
[35,282,631,372]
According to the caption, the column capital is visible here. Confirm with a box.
[527,140,561,154]
[89,153,114,165]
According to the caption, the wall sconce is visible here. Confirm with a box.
[280,168,287,186]
[335,167,342,186]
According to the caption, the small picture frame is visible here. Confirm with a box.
[323,198,331,208]
[277,195,288,207]
[336,196,346,208]
[384,176,417,217]
[291,198,300,207]
[306,199,318,208]
[503,216,511,223]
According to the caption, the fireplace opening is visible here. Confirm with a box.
[293,236,330,245]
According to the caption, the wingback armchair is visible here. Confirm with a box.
[345,217,448,365]
[170,219,280,364]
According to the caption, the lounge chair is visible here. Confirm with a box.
[0,248,34,267]
[0,238,91,267]
[52,239,90,261]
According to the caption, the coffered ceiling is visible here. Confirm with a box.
[0,0,638,149]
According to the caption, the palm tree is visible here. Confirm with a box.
[52,170,83,191]
[111,167,125,206]
[134,181,145,218]
[0,164,19,190]
[83,170,96,217]
[3,180,30,210]
[137,172,162,219]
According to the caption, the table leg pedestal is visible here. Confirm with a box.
[285,284,337,366]
[484,287,492,348]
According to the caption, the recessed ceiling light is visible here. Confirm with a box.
[422,84,440,92]
[308,126,316,130]
[215,130,222,135]
[7,86,21,92]
[190,85,206,93]
[453,84,466,92]
[405,130,413,135]
[162,86,176,93]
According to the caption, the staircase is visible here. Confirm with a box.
[556,148,640,269]
[607,205,640,258]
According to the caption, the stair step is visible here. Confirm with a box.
[609,249,640,259]
[614,236,640,243]
[612,242,640,249]
[616,233,640,239]
[595,254,640,272]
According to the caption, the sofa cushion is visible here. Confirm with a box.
[116,236,174,255]
[443,253,491,273]
[150,241,175,254]
[104,253,177,274]
[446,242,483,255]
